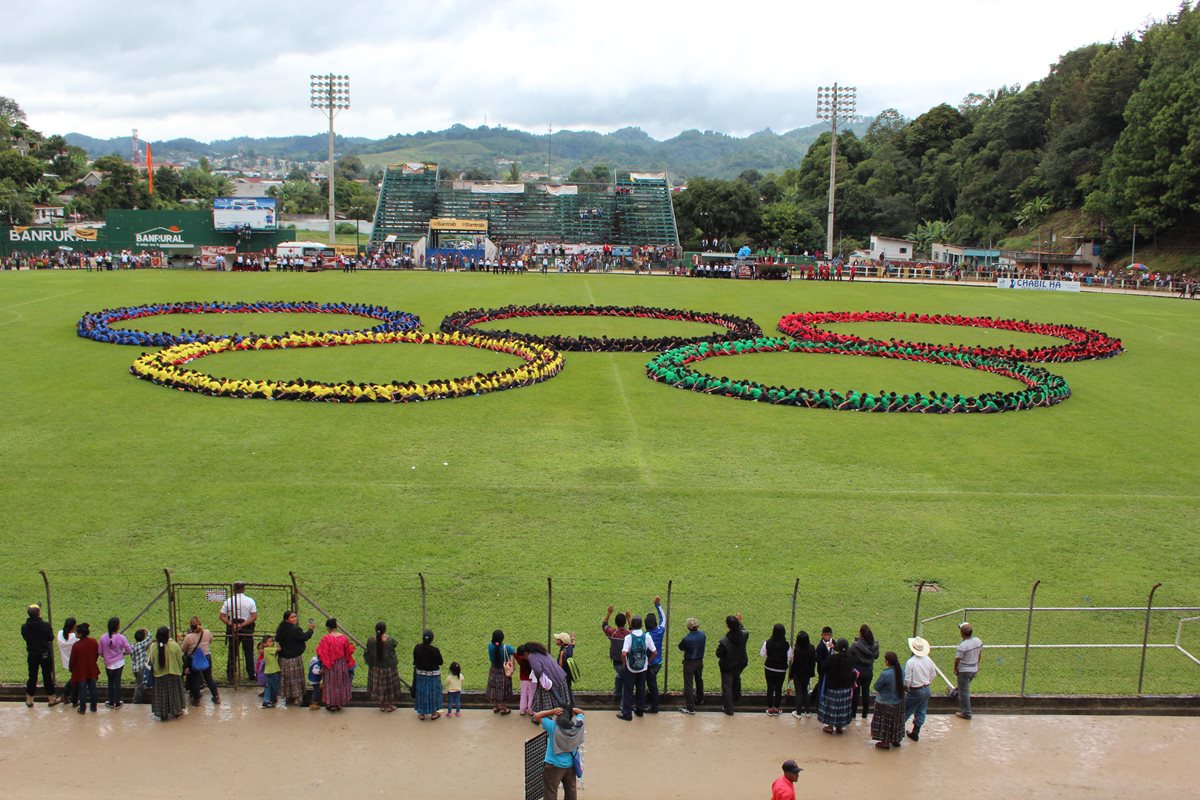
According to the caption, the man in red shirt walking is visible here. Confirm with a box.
[771,760,803,800]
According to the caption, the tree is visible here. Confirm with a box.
[0,96,25,126]
[1015,195,1051,228]
[335,155,365,181]
[0,150,45,187]
[589,164,612,183]
[0,178,33,224]
[906,219,951,257]
[285,165,310,182]
[507,162,520,182]
[152,166,183,202]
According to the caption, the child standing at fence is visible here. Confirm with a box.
[261,635,281,708]
[516,646,534,716]
[445,661,463,716]
[307,656,322,709]
[69,623,100,714]
[130,629,150,704]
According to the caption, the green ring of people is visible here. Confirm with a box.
[645,337,1071,413]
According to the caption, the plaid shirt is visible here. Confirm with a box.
[130,637,151,673]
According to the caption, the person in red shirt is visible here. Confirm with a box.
[771,760,803,800]
[68,622,100,714]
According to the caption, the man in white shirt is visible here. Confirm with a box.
[218,582,258,682]
[955,622,983,720]
[903,636,937,742]
[617,615,657,721]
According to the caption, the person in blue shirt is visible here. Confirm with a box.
[534,706,584,800]
[676,617,707,714]
[644,596,666,713]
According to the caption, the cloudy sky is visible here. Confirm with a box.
[0,0,1178,143]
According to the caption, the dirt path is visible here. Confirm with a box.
[2,693,1197,798]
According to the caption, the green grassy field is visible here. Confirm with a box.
[2,270,1197,697]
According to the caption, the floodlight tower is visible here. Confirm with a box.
[815,83,856,259]
[310,73,351,245]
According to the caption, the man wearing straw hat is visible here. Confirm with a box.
[903,636,937,742]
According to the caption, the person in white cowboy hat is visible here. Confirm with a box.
[902,636,937,742]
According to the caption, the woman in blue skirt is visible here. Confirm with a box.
[818,638,856,734]
[412,629,444,720]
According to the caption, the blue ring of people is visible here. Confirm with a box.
[76,300,423,348]
[645,337,1071,413]
[775,310,1124,363]
[439,304,763,352]
[127,330,565,403]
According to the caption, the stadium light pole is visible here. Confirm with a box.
[815,83,856,260]
[311,73,350,246]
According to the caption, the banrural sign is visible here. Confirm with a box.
[7,226,98,243]
[135,225,189,248]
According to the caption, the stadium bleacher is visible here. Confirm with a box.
[369,165,679,248]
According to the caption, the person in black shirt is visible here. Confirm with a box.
[22,604,58,706]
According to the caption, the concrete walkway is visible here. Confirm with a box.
[2,692,1197,798]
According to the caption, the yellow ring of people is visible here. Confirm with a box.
[128,329,565,403]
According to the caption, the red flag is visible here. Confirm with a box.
[146,144,154,194]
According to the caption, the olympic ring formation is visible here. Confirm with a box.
[775,311,1123,362]
[128,330,565,403]
[440,304,763,352]
[645,338,1071,413]
[77,301,422,347]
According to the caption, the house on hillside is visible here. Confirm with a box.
[32,204,65,225]
[869,235,916,261]
[931,242,1001,270]
[81,170,107,189]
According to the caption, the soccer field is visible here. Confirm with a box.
[2,270,1198,696]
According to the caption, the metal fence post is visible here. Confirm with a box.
[163,568,176,635]
[418,572,427,634]
[789,578,799,644]
[39,569,55,686]
[1020,580,1040,697]
[1138,583,1162,695]
[288,571,300,614]
[662,579,672,697]
[546,576,553,651]
[912,580,926,637]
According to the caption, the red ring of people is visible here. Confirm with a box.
[775,311,1123,362]
[128,330,565,403]
[77,300,422,348]
[439,304,763,352]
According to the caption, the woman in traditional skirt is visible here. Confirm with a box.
[365,621,400,712]
[316,619,352,712]
[525,641,571,719]
[818,638,856,734]
[485,629,515,714]
[412,629,444,720]
[870,651,906,749]
[149,626,185,721]
[275,611,315,708]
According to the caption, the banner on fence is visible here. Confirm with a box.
[996,278,1081,292]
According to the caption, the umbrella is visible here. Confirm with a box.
[58,246,74,251]
[1126,263,1148,270]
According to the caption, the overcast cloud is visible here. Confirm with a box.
[0,0,1177,143]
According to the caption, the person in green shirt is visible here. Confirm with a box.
[261,635,281,708]
[150,627,185,721]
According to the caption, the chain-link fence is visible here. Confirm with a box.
[6,570,1198,700]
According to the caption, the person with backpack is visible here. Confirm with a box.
[716,614,748,715]
[534,705,585,800]
[616,615,657,721]
[554,632,578,690]
[180,616,220,706]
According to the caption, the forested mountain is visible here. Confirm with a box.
[64,122,870,182]
[673,3,1200,267]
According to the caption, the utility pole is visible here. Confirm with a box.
[310,74,350,246]
[815,83,857,260]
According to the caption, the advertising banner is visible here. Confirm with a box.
[213,197,277,231]
[996,278,1081,292]
[200,245,235,268]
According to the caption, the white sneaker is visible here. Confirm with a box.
[791,711,803,719]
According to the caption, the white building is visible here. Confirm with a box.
[869,235,916,261]
[32,204,65,225]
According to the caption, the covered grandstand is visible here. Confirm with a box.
[368,163,680,253]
